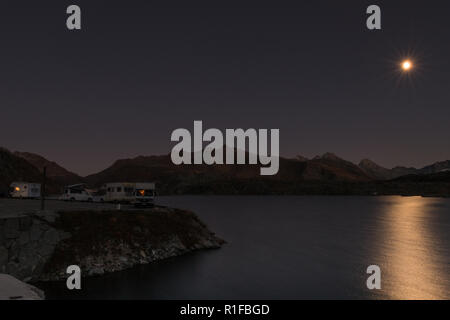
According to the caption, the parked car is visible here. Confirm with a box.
[92,189,106,203]
[59,184,93,202]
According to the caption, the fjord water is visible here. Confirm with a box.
[42,196,450,299]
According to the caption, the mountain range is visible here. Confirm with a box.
[14,151,83,186]
[1,147,449,196]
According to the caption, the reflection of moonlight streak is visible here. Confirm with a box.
[378,197,448,299]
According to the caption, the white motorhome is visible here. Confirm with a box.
[9,182,41,199]
[59,184,93,202]
[103,182,155,206]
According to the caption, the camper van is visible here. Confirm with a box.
[59,184,93,202]
[103,182,155,206]
[9,182,41,199]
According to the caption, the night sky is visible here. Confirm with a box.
[1,1,449,175]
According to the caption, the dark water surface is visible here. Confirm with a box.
[40,196,450,299]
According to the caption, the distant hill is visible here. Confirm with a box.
[389,166,419,178]
[372,171,450,197]
[420,160,450,175]
[358,159,394,180]
[358,158,450,180]
[14,151,83,186]
[294,155,309,162]
[85,151,372,194]
[0,148,43,196]
[307,153,371,182]
[392,171,450,183]
[84,151,450,196]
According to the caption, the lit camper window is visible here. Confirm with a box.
[136,189,154,197]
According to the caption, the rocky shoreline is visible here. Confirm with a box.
[0,207,224,283]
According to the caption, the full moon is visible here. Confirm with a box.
[402,60,412,71]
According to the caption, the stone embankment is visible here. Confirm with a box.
[0,207,224,282]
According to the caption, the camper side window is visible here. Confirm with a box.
[117,187,122,192]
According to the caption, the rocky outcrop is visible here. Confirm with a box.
[0,213,69,281]
[0,208,224,282]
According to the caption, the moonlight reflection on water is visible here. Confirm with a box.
[376,197,449,299]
